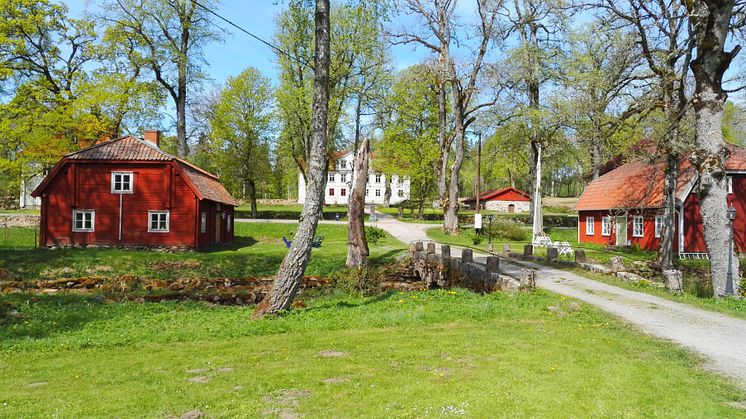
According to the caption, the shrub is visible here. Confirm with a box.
[485,219,527,241]
[365,226,387,245]
[470,232,484,245]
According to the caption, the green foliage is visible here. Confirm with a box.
[207,67,275,203]
[364,226,386,245]
[485,219,527,241]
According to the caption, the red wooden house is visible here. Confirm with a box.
[463,187,530,213]
[575,143,746,258]
[32,131,238,248]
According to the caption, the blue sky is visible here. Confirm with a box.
[67,0,438,86]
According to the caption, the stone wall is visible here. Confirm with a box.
[484,200,530,213]
[408,241,535,293]
[0,214,40,228]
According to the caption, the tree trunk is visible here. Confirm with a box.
[687,0,741,296]
[346,138,370,268]
[383,177,392,207]
[175,88,188,157]
[659,152,677,270]
[247,179,258,218]
[443,90,465,234]
[253,0,330,318]
[436,66,450,212]
[591,140,601,179]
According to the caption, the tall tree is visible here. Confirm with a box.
[346,137,370,268]
[685,0,741,295]
[103,0,221,157]
[208,67,275,217]
[603,0,693,271]
[254,0,331,318]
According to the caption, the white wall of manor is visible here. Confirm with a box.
[297,152,410,205]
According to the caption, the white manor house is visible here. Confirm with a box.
[298,150,410,205]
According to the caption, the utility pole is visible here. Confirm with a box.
[476,131,482,214]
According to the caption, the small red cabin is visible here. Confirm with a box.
[463,187,530,213]
[32,131,238,248]
[575,143,746,258]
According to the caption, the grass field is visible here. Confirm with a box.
[1,290,744,417]
[0,223,405,281]
[426,226,658,265]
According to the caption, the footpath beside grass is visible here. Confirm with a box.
[1,290,744,417]
[0,223,405,281]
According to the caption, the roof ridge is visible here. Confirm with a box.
[64,135,131,157]
[134,137,177,160]
[176,158,219,179]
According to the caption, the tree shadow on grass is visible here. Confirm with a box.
[0,293,120,344]
[198,236,258,253]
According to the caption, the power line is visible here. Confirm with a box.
[193,0,313,70]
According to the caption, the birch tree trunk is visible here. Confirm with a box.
[253,0,330,317]
[687,0,741,296]
[346,137,370,268]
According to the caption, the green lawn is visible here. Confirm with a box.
[0,223,405,281]
[1,290,744,417]
[235,203,352,220]
[426,226,657,265]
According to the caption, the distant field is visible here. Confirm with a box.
[0,223,404,281]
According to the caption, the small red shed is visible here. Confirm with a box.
[463,187,530,213]
[31,131,238,248]
[575,143,746,258]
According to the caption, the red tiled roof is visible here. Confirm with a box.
[575,158,696,211]
[577,142,746,212]
[177,161,239,206]
[67,136,173,161]
[39,135,237,206]
[464,187,530,203]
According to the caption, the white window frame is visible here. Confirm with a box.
[111,172,133,194]
[72,209,95,232]
[329,188,335,196]
[148,210,170,233]
[375,174,382,183]
[375,189,381,197]
[728,176,733,194]
[200,212,207,233]
[601,216,611,236]
[340,173,347,183]
[365,189,369,196]
[633,216,644,238]
[585,216,595,236]
[328,173,335,183]
[336,160,347,169]
[397,189,404,197]
[654,215,664,238]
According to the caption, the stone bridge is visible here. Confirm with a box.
[408,241,535,293]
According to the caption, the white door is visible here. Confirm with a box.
[615,216,627,246]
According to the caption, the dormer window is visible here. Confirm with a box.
[336,160,347,169]
[111,172,133,194]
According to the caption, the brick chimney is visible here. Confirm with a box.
[143,130,161,148]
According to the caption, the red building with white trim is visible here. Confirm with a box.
[575,144,746,258]
[463,187,531,213]
[32,131,238,248]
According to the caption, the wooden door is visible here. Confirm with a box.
[214,213,221,243]
[508,204,515,213]
[615,216,627,246]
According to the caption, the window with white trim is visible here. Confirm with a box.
[601,217,611,236]
[633,216,644,237]
[329,188,335,196]
[375,189,381,197]
[654,215,665,238]
[728,176,733,194]
[375,174,382,183]
[398,190,404,197]
[340,173,347,183]
[585,216,595,235]
[328,173,335,183]
[148,211,169,232]
[200,212,207,233]
[111,172,133,193]
[340,188,346,196]
[72,210,95,232]
[336,160,347,169]
[365,189,369,196]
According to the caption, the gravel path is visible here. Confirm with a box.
[375,212,746,390]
